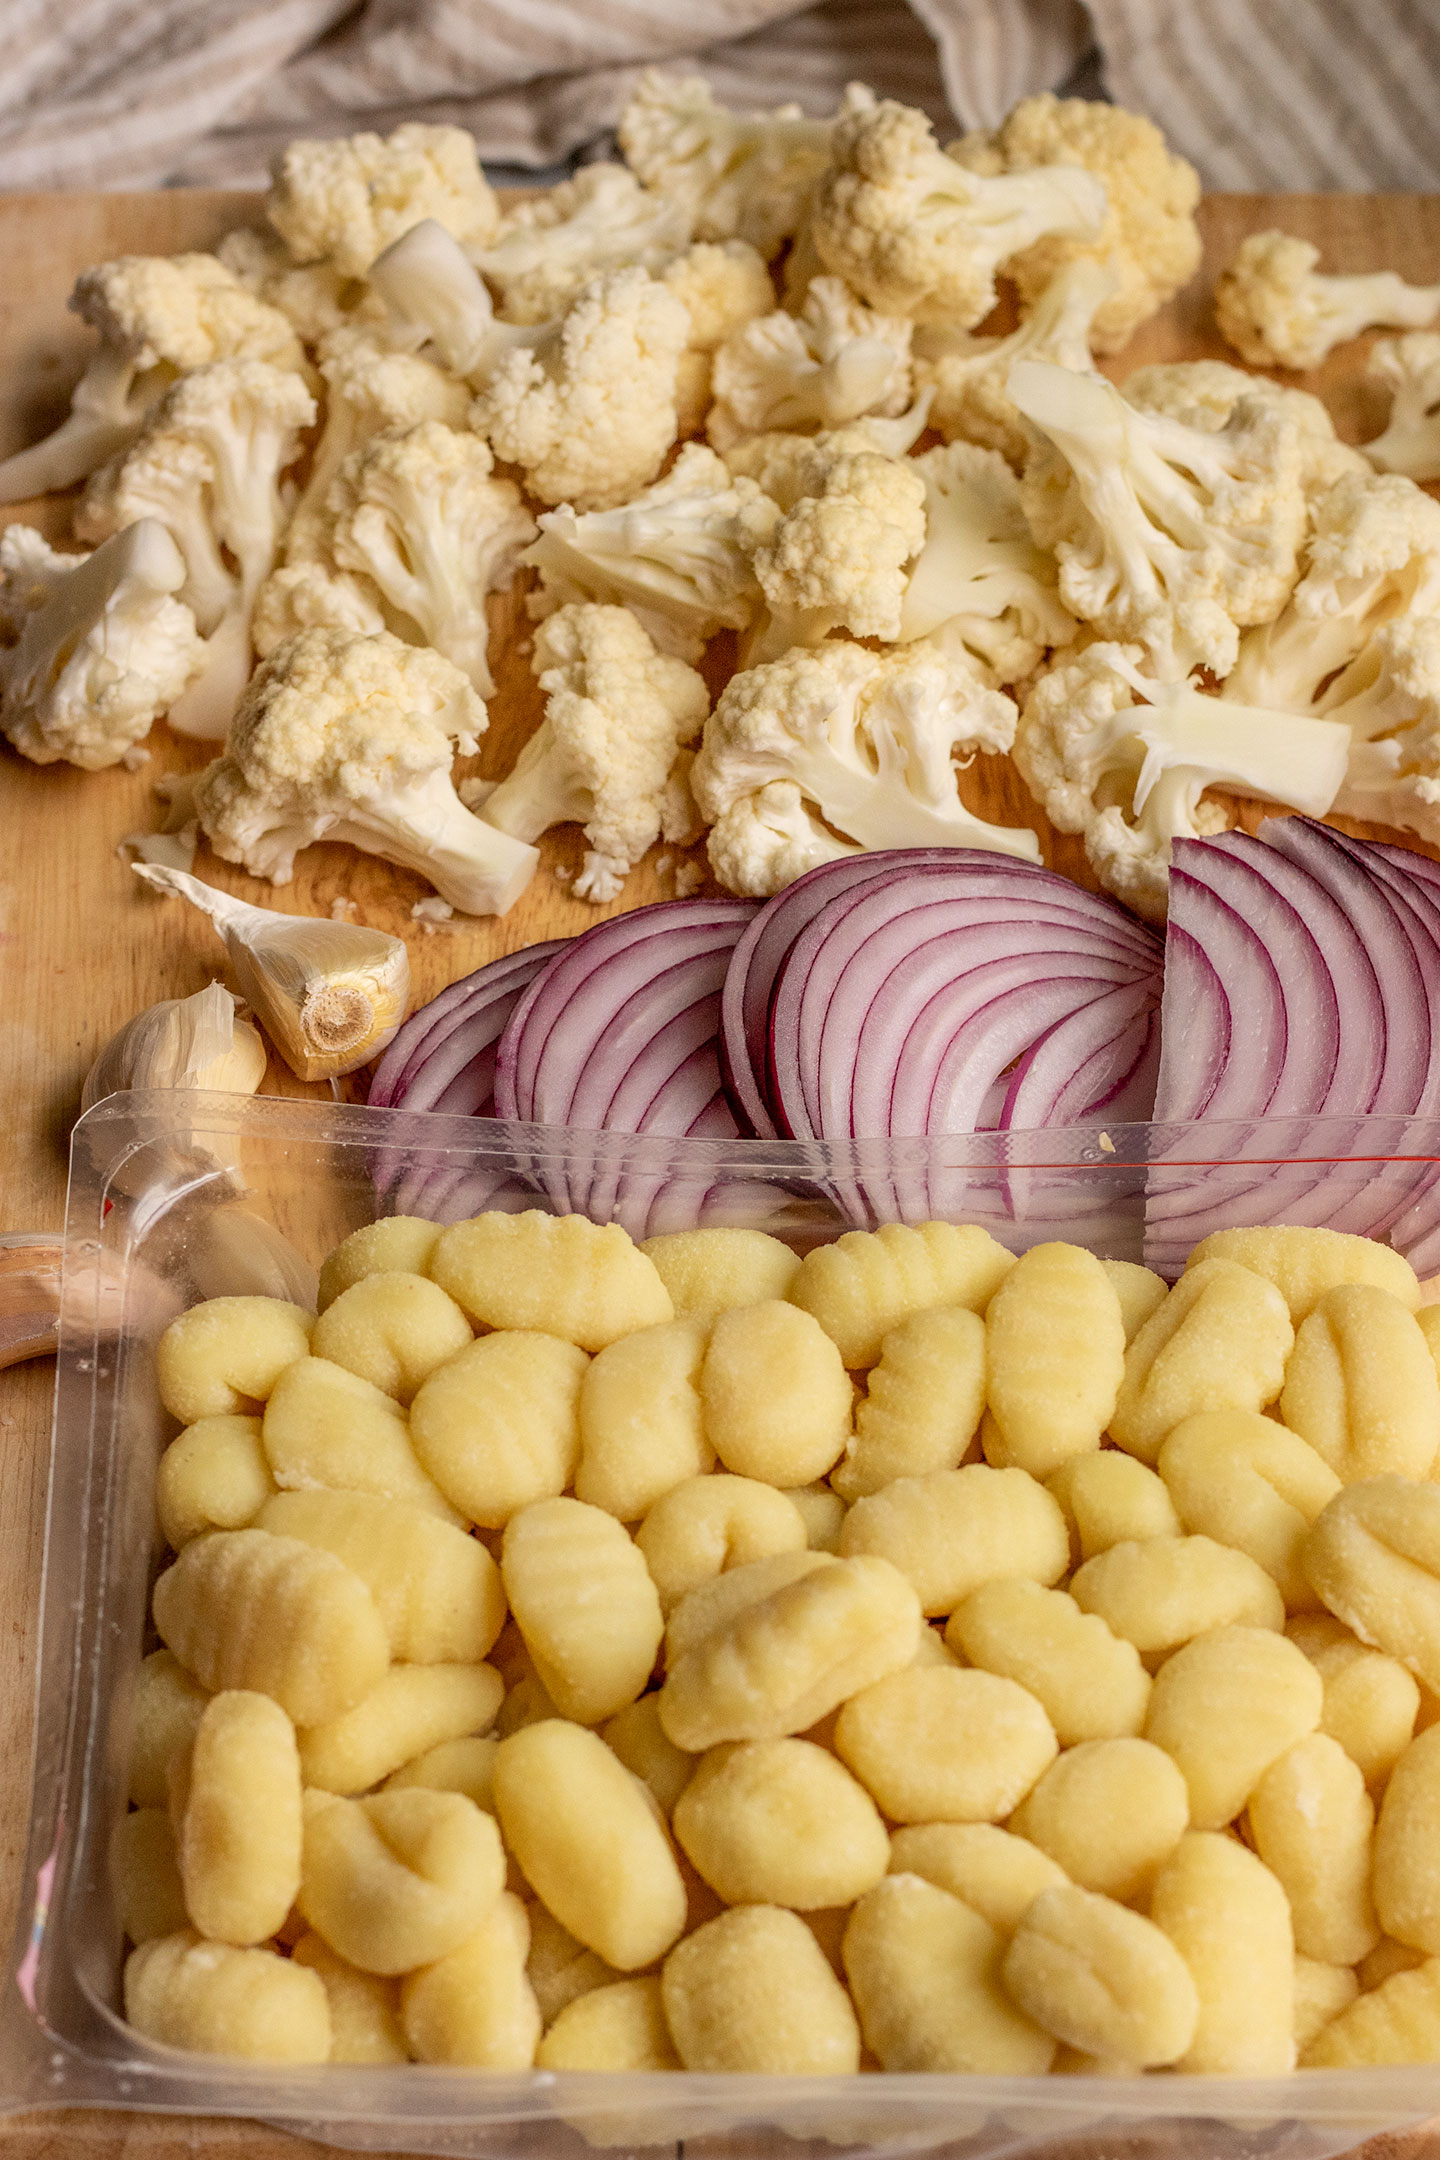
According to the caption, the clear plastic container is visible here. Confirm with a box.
[7,1089,1440,2158]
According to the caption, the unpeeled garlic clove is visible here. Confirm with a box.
[132,865,410,1082]
[82,980,268,1112]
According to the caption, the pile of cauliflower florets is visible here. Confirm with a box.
[2,90,1440,924]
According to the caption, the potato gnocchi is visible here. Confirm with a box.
[122,1209,1440,2078]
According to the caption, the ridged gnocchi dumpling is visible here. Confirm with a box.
[640,1228,800,1323]
[576,1320,713,1521]
[157,1298,313,1425]
[299,1787,506,1975]
[408,1332,588,1529]
[400,1892,541,2067]
[179,1691,303,1945]
[701,1302,852,1486]
[317,1218,443,1311]
[152,1530,390,1728]
[1158,1410,1340,1612]
[635,1474,808,1613]
[157,1415,276,1550]
[843,1872,1054,2073]
[428,1211,673,1348]
[297,1663,504,1795]
[1149,1832,1295,2073]
[1110,1261,1293,1465]
[983,1243,1125,1477]
[662,1905,860,2073]
[787,1220,1014,1370]
[309,1271,473,1405]
[1280,1285,1440,1483]
[946,1579,1150,1745]
[673,1738,889,1910]
[840,1465,1069,1617]
[1185,1226,1420,1324]
[258,1489,505,1664]
[832,1307,986,1503]
[263,1357,458,1522]
[502,1497,663,1726]
[125,1931,330,2062]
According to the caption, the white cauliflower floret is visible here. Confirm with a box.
[471,164,692,325]
[1013,359,1309,681]
[0,521,204,769]
[266,123,501,281]
[618,71,841,258]
[811,97,1106,328]
[662,240,777,434]
[692,639,1039,894]
[0,252,306,506]
[1215,231,1440,371]
[1223,469,1440,710]
[284,323,469,563]
[1015,640,1351,920]
[326,422,535,696]
[1329,617,1440,839]
[78,358,316,740]
[914,257,1114,468]
[470,267,690,510]
[739,437,927,659]
[1122,358,1368,502]
[707,275,912,449]
[898,440,1076,684]
[704,777,860,895]
[479,603,709,902]
[252,559,387,657]
[217,226,386,345]
[194,626,537,915]
[1364,333,1440,483]
[948,96,1202,353]
[522,442,766,662]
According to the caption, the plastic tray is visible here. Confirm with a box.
[7,1088,1440,2159]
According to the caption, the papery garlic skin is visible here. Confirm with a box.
[82,982,268,1112]
[132,865,410,1082]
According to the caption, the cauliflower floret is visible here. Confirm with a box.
[810,97,1106,328]
[1330,617,1440,839]
[693,638,1039,894]
[706,275,912,449]
[705,777,861,896]
[1015,640,1350,920]
[1223,468,1440,710]
[479,603,709,901]
[470,266,690,510]
[78,358,316,741]
[1364,333,1440,483]
[326,422,535,696]
[1122,358,1369,502]
[522,442,766,662]
[0,252,307,506]
[662,240,777,434]
[1215,231,1440,372]
[897,440,1076,684]
[217,226,386,345]
[739,438,927,659]
[948,96,1201,354]
[267,123,501,281]
[0,521,204,769]
[252,559,387,658]
[285,323,469,564]
[618,71,841,258]
[472,164,692,325]
[914,256,1114,468]
[1012,359,1310,681]
[194,626,537,916]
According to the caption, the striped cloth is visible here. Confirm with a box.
[0,0,1435,193]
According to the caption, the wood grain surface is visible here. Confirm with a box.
[0,185,1439,2156]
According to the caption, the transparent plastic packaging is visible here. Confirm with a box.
[7,1090,1440,2157]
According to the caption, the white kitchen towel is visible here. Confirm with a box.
[0,0,1434,193]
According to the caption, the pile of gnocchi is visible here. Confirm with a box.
[119,1210,1440,2082]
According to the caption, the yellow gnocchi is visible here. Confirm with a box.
[1002,1885,1199,2067]
[885,1823,1067,1933]
[831,1306,986,1503]
[843,1873,1055,2073]
[400,1891,541,2067]
[672,1738,889,1909]
[1158,1409,1340,1612]
[317,1217,443,1311]
[428,1210,673,1347]
[1303,1476,1440,1692]
[156,1297,313,1425]
[125,1931,330,2062]
[1143,1625,1323,1828]
[662,1904,861,2073]
[1070,1535,1285,1657]
[1287,1612,1420,1787]
[290,1931,409,2063]
[128,1649,210,1809]
[640,1228,800,1322]
[179,1691,302,1945]
[576,1320,713,1521]
[1149,1832,1295,2073]
[298,1663,503,1795]
[982,1243,1125,1476]
[1008,1739,1189,1901]
[701,1301,853,1487]
[1373,1726,1440,1953]
[1045,1451,1180,1563]
[840,1465,1070,1617]
[787,1220,1014,1370]
[409,1333,588,1529]
[1247,1733,1379,1966]
[946,1578,1151,1745]
[156,1415,276,1550]
[502,1497,662,1726]
[835,1665,1057,1824]
[1280,1285,1440,1483]
[263,1356,458,1521]
[298,1786,505,1975]
[635,1474,807,1613]
[1110,1260,1293,1465]
[309,1271,473,1405]
[1186,1225,1421,1324]
[537,1974,680,2071]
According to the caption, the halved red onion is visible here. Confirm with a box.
[494,899,759,1225]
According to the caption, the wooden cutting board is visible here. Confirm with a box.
[1,186,1439,2158]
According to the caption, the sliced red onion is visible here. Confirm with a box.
[494,899,759,1226]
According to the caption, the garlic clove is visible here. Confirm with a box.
[131,866,411,1083]
[81,981,268,1112]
